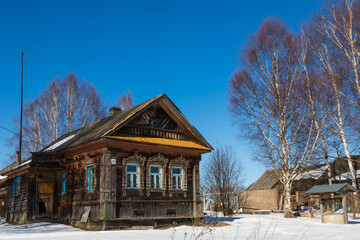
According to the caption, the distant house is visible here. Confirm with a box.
[0,94,212,229]
[240,157,360,212]
[240,164,329,211]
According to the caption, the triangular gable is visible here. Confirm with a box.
[103,94,213,150]
[37,94,212,153]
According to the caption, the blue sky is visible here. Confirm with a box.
[0,0,323,186]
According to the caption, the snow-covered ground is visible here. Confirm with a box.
[0,214,359,240]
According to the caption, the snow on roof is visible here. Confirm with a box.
[0,175,7,180]
[292,166,327,180]
[332,170,360,181]
[44,134,75,152]
[12,159,32,170]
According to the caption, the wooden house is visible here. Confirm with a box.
[240,164,329,212]
[0,94,212,229]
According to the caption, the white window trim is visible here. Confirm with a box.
[172,166,184,190]
[126,163,140,189]
[150,164,163,189]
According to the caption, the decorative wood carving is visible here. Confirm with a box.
[146,153,169,198]
[168,156,188,198]
[117,106,189,140]
[121,152,146,197]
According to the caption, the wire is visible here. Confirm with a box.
[0,125,41,145]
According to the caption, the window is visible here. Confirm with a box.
[60,171,67,194]
[172,167,183,190]
[150,165,162,189]
[87,166,95,192]
[150,118,161,128]
[126,163,140,189]
[14,176,21,196]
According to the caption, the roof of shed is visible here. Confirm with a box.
[306,183,357,194]
[247,164,327,191]
[247,169,281,191]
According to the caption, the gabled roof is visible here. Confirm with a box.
[41,94,212,153]
[0,94,212,176]
[247,164,327,191]
[247,169,281,191]
[306,183,357,194]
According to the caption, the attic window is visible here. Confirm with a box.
[150,118,161,128]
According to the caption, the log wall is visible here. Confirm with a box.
[6,174,28,223]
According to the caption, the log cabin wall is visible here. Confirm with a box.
[58,155,101,222]
[109,149,202,220]
[6,174,28,224]
[0,193,5,218]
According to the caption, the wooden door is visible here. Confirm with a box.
[37,173,54,217]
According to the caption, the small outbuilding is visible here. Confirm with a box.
[306,183,358,224]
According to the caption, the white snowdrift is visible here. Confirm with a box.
[44,134,75,152]
[292,166,327,180]
[1,214,360,240]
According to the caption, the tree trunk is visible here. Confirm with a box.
[283,179,293,218]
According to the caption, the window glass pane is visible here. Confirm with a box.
[172,176,176,189]
[87,166,94,191]
[172,168,180,175]
[156,175,160,188]
[127,165,137,172]
[126,174,131,188]
[150,175,154,188]
[133,174,137,188]
[178,176,182,189]
[61,172,66,194]
[151,166,159,174]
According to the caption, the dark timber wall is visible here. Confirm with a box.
[6,174,28,223]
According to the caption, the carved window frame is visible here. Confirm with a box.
[146,153,168,197]
[122,152,146,197]
[85,156,96,193]
[126,163,140,189]
[149,165,162,189]
[168,156,188,198]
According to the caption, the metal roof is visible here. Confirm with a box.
[305,183,357,194]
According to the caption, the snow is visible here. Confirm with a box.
[44,134,75,152]
[332,170,360,181]
[0,175,7,180]
[293,166,327,180]
[11,160,32,170]
[1,214,360,240]
[204,211,224,217]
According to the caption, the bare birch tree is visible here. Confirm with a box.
[229,18,320,217]
[8,73,107,160]
[202,145,244,215]
[297,30,334,184]
[307,0,360,189]
[115,90,134,110]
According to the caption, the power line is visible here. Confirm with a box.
[0,125,41,146]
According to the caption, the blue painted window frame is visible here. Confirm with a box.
[150,165,162,189]
[126,163,140,189]
[14,176,21,197]
[87,166,95,192]
[172,167,184,190]
[60,171,67,194]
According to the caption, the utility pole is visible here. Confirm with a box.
[17,52,24,165]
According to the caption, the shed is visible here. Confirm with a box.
[306,183,358,224]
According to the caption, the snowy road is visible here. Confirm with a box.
[0,214,359,240]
